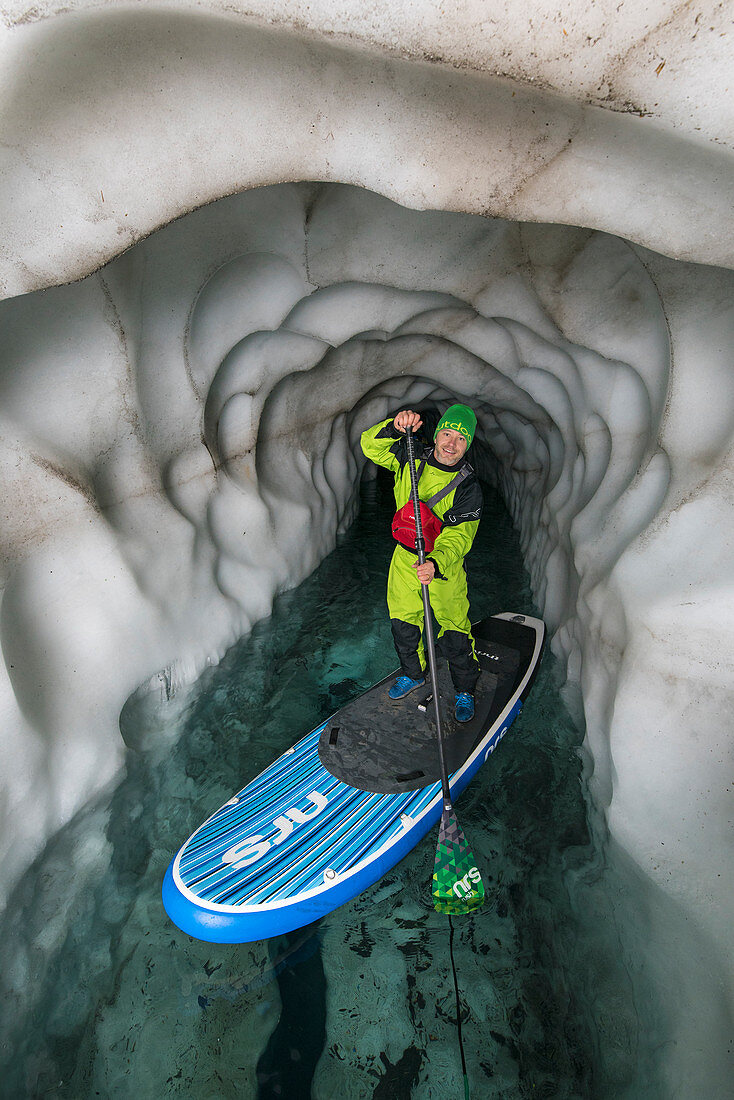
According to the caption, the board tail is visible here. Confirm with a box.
[432,804,485,915]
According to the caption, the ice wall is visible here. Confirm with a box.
[1,1,733,1092]
[3,2,734,299]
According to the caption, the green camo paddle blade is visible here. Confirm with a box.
[432,804,485,915]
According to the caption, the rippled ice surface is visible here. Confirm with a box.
[0,475,654,1098]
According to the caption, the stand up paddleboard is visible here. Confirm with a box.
[162,612,545,943]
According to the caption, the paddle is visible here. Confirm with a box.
[404,427,485,915]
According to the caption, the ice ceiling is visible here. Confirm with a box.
[0,0,733,1090]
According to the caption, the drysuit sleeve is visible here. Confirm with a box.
[360,418,403,473]
[428,477,483,576]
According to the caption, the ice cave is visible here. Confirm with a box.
[0,2,732,1097]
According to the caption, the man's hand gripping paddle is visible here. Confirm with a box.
[405,427,484,915]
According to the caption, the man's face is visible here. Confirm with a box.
[434,428,468,466]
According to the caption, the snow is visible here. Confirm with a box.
[0,3,733,1091]
[3,6,734,299]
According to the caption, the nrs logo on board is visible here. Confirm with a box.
[222,791,329,869]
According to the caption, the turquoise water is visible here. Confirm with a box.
[0,474,647,1098]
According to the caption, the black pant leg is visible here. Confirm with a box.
[436,629,480,693]
[390,618,424,680]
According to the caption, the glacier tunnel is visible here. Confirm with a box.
[0,4,732,1096]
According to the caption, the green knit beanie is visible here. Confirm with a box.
[435,404,477,446]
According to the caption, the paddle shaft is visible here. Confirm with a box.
[405,428,452,807]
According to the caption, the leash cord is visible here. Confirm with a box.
[448,915,470,1098]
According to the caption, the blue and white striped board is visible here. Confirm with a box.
[162,613,545,943]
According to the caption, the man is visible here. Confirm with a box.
[361,404,483,723]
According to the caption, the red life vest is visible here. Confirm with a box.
[392,499,443,553]
[391,458,470,554]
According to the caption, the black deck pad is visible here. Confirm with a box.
[318,616,529,794]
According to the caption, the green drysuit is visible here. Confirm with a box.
[360,418,483,693]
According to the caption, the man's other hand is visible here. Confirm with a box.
[394,410,423,434]
[413,560,435,585]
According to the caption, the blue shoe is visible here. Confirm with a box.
[388,674,425,701]
[455,692,475,723]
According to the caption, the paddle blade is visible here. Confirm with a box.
[432,804,485,915]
